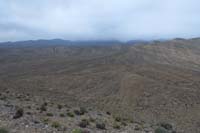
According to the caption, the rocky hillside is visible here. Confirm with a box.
[0,38,200,133]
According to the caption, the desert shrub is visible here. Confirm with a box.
[113,123,120,129]
[42,118,49,124]
[40,104,47,112]
[129,119,134,123]
[46,112,53,117]
[26,112,32,115]
[115,116,121,122]
[80,107,87,114]
[13,108,24,119]
[106,111,111,115]
[74,109,81,115]
[155,127,168,133]
[89,117,95,123]
[0,128,9,133]
[67,112,74,117]
[74,107,87,115]
[121,121,127,126]
[0,95,6,101]
[160,122,173,130]
[57,104,63,110]
[52,121,61,128]
[96,122,106,130]
[134,124,141,130]
[60,113,65,117]
[79,119,89,128]
[27,106,31,109]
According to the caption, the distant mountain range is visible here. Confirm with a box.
[0,39,149,46]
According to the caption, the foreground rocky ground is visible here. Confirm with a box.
[0,88,177,133]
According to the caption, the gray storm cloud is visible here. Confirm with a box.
[0,0,200,41]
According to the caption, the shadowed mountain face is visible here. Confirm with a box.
[0,39,200,132]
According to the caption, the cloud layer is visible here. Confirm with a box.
[0,0,200,41]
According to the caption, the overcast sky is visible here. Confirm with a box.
[0,0,200,41]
